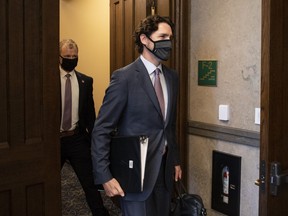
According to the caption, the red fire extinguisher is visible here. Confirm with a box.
[222,166,229,204]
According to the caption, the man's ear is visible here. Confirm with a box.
[140,34,148,46]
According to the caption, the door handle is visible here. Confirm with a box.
[255,178,264,186]
[255,179,260,186]
[270,162,288,196]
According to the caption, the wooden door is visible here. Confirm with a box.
[0,0,61,215]
[260,0,288,215]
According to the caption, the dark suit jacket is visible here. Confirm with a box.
[91,58,180,201]
[61,70,96,134]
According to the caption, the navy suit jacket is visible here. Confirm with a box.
[91,58,180,201]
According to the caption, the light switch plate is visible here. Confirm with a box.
[219,105,229,121]
[255,108,260,125]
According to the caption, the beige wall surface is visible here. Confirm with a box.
[188,0,261,215]
[60,0,110,114]
[189,0,261,132]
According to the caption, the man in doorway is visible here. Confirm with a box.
[91,15,182,216]
[59,39,109,216]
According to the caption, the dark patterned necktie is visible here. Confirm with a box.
[62,74,72,131]
[154,68,165,119]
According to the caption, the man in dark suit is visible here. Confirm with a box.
[91,15,182,216]
[59,39,109,216]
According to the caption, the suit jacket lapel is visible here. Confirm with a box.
[75,71,84,114]
[135,59,163,118]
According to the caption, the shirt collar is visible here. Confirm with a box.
[59,66,75,78]
[140,55,163,75]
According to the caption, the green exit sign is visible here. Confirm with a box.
[198,60,217,86]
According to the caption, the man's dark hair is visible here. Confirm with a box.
[133,15,175,53]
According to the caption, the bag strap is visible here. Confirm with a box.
[174,180,188,197]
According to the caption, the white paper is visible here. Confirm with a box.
[140,137,148,191]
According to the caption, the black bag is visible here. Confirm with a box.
[170,181,207,216]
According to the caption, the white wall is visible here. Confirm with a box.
[60,0,110,114]
[188,0,261,215]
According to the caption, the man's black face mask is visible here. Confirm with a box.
[60,56,78,72]
[145,36,172,61]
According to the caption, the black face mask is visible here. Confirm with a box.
[60,56,78,72]
[145,36,172,61]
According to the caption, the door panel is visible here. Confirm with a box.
[0,0,61,215]
[260,0,288,215]
[110,0,124,72]
[110,0,136,72]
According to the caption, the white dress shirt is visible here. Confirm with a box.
[140,55,168,120]
[60,67,79,131]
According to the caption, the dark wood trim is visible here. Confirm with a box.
[171,0,190,185]
[188,121,260,147]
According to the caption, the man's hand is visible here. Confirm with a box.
[103,178,125,197]
[174,165,182,182]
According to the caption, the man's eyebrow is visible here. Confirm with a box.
[159,32,173,36]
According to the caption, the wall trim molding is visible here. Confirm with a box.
[187,121,260,147]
